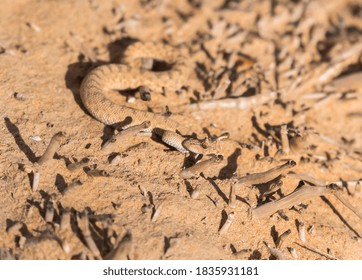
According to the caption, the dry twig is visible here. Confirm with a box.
[252,184,339,219]
[38,132,64,165]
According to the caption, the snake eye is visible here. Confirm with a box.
[216,155,224,161]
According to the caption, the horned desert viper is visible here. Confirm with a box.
[80,42,212,154]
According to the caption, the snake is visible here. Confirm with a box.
[79,41,211,154]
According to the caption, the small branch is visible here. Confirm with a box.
[333,192,362,220]
[228,183,237,208]
[296,220,306,243]
[276,229,291,249]
[218,212,235,235]
[180,154,223,179]
[234,160,296,187]
[104,231,132,260]
[151,201,164,222]
[77,211,102,259]
[295,242,338,260]
[102,121,150,151]
[60,207,71,230]
[212,75,231,100]
[188,92,277,110]
[286,172,325,185]
[280,124,290,155]
[252,184,338,219]
[32,171,40,191]
[38,132,64,165]
[44,199,54,223]
[286,173,362,219]
[264,242,286,260]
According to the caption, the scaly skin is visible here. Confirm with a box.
[80,42,214,153]
[80,42,190,130]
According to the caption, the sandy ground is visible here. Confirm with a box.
[0,0,361,260]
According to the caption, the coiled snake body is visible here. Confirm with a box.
[80,42,190,130]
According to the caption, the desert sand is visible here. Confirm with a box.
[0,0,361,260]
